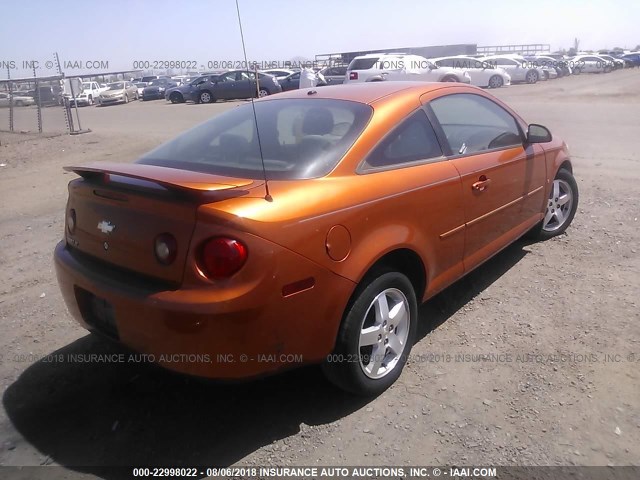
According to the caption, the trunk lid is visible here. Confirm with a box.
[64,162,258,285]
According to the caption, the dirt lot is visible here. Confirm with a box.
[0,70,639,478]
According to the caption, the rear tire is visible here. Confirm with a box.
[442,75,458,82]
[322,271,418,396]
[198,90,213,104]
[526,70,539,84]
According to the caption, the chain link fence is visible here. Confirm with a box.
[1,55,73,135]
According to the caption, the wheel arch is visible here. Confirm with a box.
[559,159,573,174]
[355,247,427,306]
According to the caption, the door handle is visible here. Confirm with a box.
[472,176,491,192]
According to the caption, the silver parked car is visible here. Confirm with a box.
[98,81,139,105]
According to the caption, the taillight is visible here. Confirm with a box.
[154,233,177,265]
[199,237,247,279]
[67,209,76,234]
[349,72,358,80]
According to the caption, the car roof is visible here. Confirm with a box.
[352,52,410,59]
[260,81,458,105]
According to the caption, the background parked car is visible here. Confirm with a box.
[0,91,35,107]
[432,56,511,88]
[166,70,281,104]
[531,55,572,77]
[568,55,613,74]
[142,78,178,101]
[620,53,640,67]
[345,53,469,83]
[66,81,103,106]
[481,55,545,84]
[98,81,139,105]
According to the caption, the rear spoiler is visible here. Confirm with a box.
[64,162,258,194]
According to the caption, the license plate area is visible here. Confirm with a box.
[75,286,119,340]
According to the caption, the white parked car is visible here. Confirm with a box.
[431,56,511,88]
[345,53,470,84]
[568,55,613,74]
[481,55,545,84]
[66,81,102,106]
[0,91,36,107]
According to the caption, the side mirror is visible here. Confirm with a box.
[526,124,552,143]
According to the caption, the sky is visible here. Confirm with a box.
[1,0,639,78]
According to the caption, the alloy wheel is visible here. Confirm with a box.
[358,288,410,379]
[543,179,573,232]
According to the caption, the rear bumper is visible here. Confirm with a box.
[54,239,355,379]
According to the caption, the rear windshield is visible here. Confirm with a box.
[348,58,379,70]
[138,98,372,180]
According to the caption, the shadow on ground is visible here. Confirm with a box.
[3,240,531,479]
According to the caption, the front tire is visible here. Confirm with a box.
[322,271,418,396]
[170,92,183,104]
[530,169,579,240]
[442,75,458,82]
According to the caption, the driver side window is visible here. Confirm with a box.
[429,93,522,155]
[219,73,236,83]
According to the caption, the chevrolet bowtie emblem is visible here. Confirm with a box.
[97,220,115,234]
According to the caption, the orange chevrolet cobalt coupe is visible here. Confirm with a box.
[55,82,578,395]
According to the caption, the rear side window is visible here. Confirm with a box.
[348,58,379,70]
[139,98,372,180]
[363,110,442,169]
[429,93,522,155]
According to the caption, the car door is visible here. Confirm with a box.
[495,58,522,81]
[237,71,257,98]
[424,92,546,273]
[212,71,238,100]
[360,108,466,297]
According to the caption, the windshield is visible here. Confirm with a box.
[107,82,124,90]
[138,98,372,180]
[149,79,165,86]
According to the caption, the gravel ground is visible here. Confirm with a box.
[0,69,639,478]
